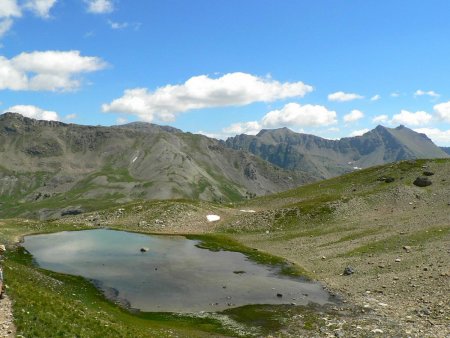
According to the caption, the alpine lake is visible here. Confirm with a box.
[22,229,334,314]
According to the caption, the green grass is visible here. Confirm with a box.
[186,233,313,278]
[342,226,450,257]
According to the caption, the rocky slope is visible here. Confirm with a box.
[0,113,310,219]
[57,158,450,337]
[225,125,449,179]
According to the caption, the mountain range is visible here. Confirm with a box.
[225,125,449,179]
[0,112,447,218]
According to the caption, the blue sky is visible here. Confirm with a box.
[1,0,450,145]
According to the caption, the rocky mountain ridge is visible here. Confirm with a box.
[225,125,449,179]
[0,113,310,218]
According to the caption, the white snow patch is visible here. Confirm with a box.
[239,209,256,213]
[353,166,362,170]
[132,156,138,163]
[206,215,221,222]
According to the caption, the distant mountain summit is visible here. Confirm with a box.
[225,124,448,179]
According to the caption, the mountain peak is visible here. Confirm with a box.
[256,127,294,137]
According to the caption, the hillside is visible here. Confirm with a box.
[50,158,450,336]
[441,146,450,155]
[0,113,311,219]
[225,125,449,179]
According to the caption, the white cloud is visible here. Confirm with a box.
[390,110,432,126]
[414,128,450,146]
[195,130,224,139]
[102,72,313,122]
[0,50,106,91]
[64,113,77,120]
[0,0,57,38]
[0,0,22,18]
[414,89,439,98]
[223,121,261,135]
[390,92,400,97]
[433,101,450,122]
[108,20,127,29]
[372,114,389,123]
[85,0,113,14]
[0,18,13,37]
[116,117,128,125]
[262,103,337,128]
[328,91,363,102]
[23,0,57,18]
[349,128,370,137]
[370,94,381,101]
[343,109,364,123]
[5,104,59,120]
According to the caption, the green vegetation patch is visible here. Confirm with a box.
[186,234,313,279]
[342,226,450,257]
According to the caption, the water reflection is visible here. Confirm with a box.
[23,229,333,312]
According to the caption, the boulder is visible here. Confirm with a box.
[413,177,432,187]
[423,171,434,176]
[343,266,355,275]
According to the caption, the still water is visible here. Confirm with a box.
[23,229,333,312]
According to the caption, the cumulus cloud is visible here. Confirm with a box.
[219,102,337,137]
[390,110,432,126]
[116,117,128,125]
[64,113,77,120]
[328,91,363,102]
[0,18,13,37]
[433,101,450,122]
[85,0,114,14]
[23,0,57,18]
[414,128,450,146]
[0,0,22,18]
[5,104,59,120]
[223,121,262,135]
[343,109,364,123]
[262,103,337,128]
[0,0,57,38]
[370,94,381,101]
[414,89,439,98]
[372,114,389,123]
[0,50,106,91]
[102,72,313,122]
[391,92,400,97]
[349,128,370,137]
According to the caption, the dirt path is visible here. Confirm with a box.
[0,294,15,338]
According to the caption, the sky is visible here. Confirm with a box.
[1,0,450,145]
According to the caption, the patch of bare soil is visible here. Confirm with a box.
[0,295,15,338]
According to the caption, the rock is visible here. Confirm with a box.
[403,245,411,252]
[395,258,401,262]
[343,266,355,275]
[413,177,432,187]
[423,171,434,176]
[206,214,220,222]
[384,177,395,183]
[321,256,326,260]
[140,247,149,252]
[371,328,384,334]
[0,245,5,253]
[276,293,283,298]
